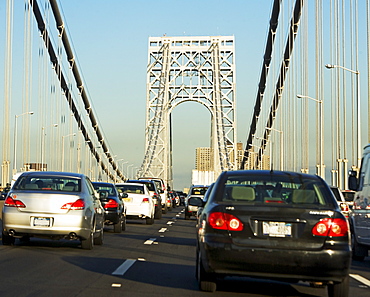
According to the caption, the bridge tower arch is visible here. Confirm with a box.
[138,36,237,189]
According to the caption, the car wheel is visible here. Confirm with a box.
[168,204,173,211]
[327,275,349,297]
[155,207,162,219]
[185,210,191,220]
[121,214,126,231]
[94,227,104,245]
[162,205,167,214]
[146,216,154,225]
[351,233,367,261]
[2,232,15,246]
[197,250,216,292]
[81,230,94,250]
[113,217,123,233]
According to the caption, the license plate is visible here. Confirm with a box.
[33,217,51,227]
[263,221,292,237]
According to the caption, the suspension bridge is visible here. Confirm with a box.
[1,0,369,191]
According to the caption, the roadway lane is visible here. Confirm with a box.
[0,207,369,296]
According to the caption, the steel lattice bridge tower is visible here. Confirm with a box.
[138,36,237,188]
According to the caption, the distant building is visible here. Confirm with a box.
[192,147,215,185]
[24,163,47,171]
[195,147,214,171]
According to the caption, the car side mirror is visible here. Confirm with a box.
[99,190,109,199]
[120,192,128,198]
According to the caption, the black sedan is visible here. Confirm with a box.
[192,170,351,297]
[92,182,126,233]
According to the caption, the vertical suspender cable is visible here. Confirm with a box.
[256,0,303,168]
[240,0,281,169]
[2,0,14,185]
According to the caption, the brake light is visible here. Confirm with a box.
[104,199,119,209]
[312,218,348,237]
[208,212,243,231]
[4,196,26,208]
[61,199,85,210]
[339,203,349,213]
[142,198,149,203]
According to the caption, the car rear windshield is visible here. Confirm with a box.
[138,181,155,191]
[93,183,117,195]
[116,184,144,194]
[218,173,332,207]
[14,176,81,192]
[191,187,209,195]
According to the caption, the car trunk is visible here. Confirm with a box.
[12,192,81,214]
[215,203,337,250]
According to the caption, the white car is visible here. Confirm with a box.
[115,183,155,225]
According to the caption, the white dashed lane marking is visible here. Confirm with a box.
[350,274,370,287]
[112,259,136,275]
[144,238,157,245]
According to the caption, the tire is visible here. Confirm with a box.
[81,230,94,250]
[121,214,126,231]
[2,232,15,246]
[168,204,173,211]
[162,205,167,214]
[113,216,123,233]
[155,207,162,219]
[327,275,349,297]
[185,209,191,220]
[197,250,216,292]
[94,227,104,245]
[146,216,154,225]
[351,233,367,261]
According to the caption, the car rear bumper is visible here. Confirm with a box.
[126,204,152,218]
[200,239,351,283]
[2,212,92,239]
[104,210,121,224]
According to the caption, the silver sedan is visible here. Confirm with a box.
[2,171,104,249]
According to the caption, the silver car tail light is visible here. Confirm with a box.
[61,199,85,210]
[4,195,26,208]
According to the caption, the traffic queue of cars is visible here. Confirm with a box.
[1,173,182,250]
[1,165,367,296]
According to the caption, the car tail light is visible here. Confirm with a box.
[265,199,284,203]
[208,212,243,231]
[312,218,348,237]
[142,198,150,203]
[61,199,85,210]
[104,199,119,209]
[4,196,26,208]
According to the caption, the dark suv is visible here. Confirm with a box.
[192,170,350,296]
[92,182,126,233]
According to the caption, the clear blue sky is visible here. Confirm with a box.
[54,0,273,190]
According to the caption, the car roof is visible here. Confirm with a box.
[18,171,84,179]
[92,182,115,186]
[116,182,146,186]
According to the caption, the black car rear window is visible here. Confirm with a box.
[218,173,331,207]
[92,183,117,195]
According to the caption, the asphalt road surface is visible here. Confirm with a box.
[0,207,369,297]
